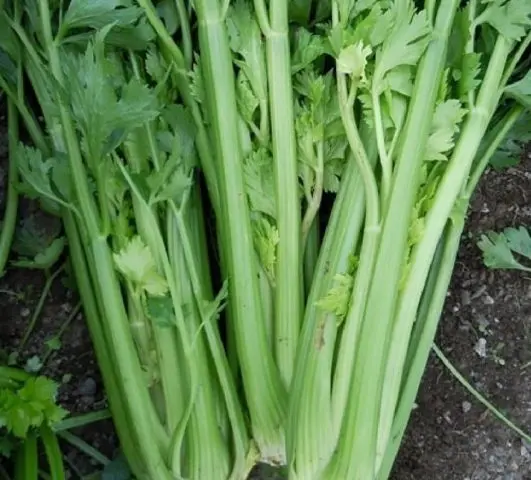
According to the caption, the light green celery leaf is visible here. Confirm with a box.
[0,376,67,438]
[425,100,467,161]
[146,296,175,328]
[456,53,483,101]
[189,61,205,106]
[291,28,326,74]
[504,70,531,109]
[315,274,354,324]
[369,6,395,47]
[162,105,197,168]
[478,227,531,271]
[475,0,531,40]
[295,105,316,168]
[503,226,531,259]
[12,237,66,270]
[243,148,276,218]
[61,0,141,34]
[322,137,349,193]
[373,8,431,93]
[344,3,383,48]
[114,236,168,296]
[337,42,372,82]
[16,145,72,213]
[236,71,260,125]
[145,47,169,84]
[385,66,414,97]
[408,215,425,247]
[226,0,267,101]
[108,79,160,140]
[253,217,279,281]
[18,377,67,426]
[63,44,159,160]
[149,164,192,206]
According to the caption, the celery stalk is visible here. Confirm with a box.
[194,0,286,460]
[265,0,303,388]
[325,2,460,477]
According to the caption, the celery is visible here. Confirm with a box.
[2,0,529,478]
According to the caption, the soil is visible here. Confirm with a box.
[2,107,531,479]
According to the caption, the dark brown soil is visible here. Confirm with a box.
[2,112,531,479]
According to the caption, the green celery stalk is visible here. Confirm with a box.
[375,220,463,479]
[194,0,286,461]
[288,123,377,478]
[376,34,515,464]
[40,426,65,480]
[261,0,303,387]
[324,1,460,477]
[166,208,230,479]
[14,432,37,480]
[36,3,173,477]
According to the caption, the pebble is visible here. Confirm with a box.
[20,307,30,318]
[77,377,97,396]
[482,294,495,305]
[461,290,471,305]
[475,338,487,358]
[462,401,472,413]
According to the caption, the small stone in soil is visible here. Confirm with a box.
[76,377,97,396]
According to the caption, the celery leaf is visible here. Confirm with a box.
[253,218,279,282]
[291,28,326,74]
[504,70,531,109]
[227,0,267,102]
[113,236,168,296]
[475,0,531,40]
[315,274,354,323]
[478,227,531,271]
[146,296,175,328]
[62,0,141,34]
[425,100,467,161]
[243,149,276,218]
[372,8,431,93]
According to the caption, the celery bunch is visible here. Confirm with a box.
[0,0,529,479]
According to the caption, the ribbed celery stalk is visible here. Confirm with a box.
[37,2,173,477]
[194,0,286,460]
[376,35,515,465]
[288,124,378,478]
[167,210,230,479]
[323,2,460,478]
[377,104,523,477]
[171,192,253,478]
[261,0,303,387]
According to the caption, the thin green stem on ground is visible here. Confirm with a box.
[18,263,66,352]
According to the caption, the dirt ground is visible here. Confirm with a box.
[1,111,531,479]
